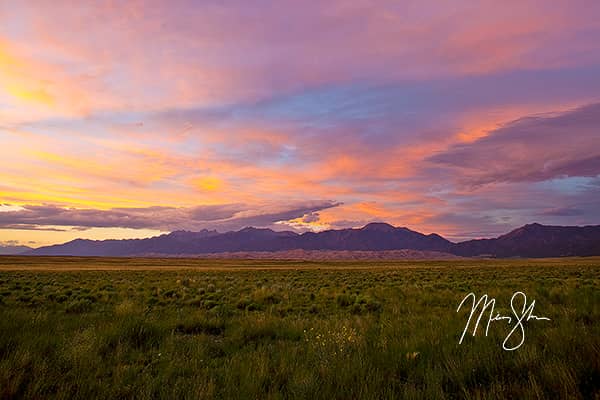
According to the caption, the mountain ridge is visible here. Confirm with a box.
[23,222,600,258]
[0,245,34,255]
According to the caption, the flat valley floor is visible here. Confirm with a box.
[0,256,598,399]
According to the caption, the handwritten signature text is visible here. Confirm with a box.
[457,291,550,350]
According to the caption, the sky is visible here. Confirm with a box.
[1,0,600,247]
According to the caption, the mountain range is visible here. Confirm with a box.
[0,245,34,255]
[20,222,600,258]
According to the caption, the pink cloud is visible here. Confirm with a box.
[428,102,600,185]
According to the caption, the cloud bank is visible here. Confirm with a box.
[0,201,341,232]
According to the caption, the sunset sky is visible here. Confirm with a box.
[1,0,600,247]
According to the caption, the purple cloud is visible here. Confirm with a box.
[428,102,600,186]
[0,201,340,232]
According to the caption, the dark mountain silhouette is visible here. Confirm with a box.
[25,229,221,257]
[24,222,600,258]
[0,245,33,255]
[453,223,600,257]
[284,223,452,251]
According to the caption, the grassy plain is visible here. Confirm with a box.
[0,256,598,399]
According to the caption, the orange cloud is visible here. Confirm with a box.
[191,176,224,192]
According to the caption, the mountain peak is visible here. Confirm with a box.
[168,229,219,239]
[361,222,396,232]
[239,226,269,233]
[501,222,547,239]
[169,230,192,235]
[524,222,544,228]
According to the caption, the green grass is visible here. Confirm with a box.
[0,256,598,399]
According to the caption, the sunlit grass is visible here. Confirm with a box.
[0,257,598,398]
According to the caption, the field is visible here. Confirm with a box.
[0,256,598,399]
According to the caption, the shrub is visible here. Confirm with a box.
[186,297,204,307]
[336,293,354,307]
[365,299,382,313]
[100,319,166,355]
[65,299,93,314]
[236,297,252,310]
[175,318,225,336]
[203,300,219,309]
[350,303,363,314]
